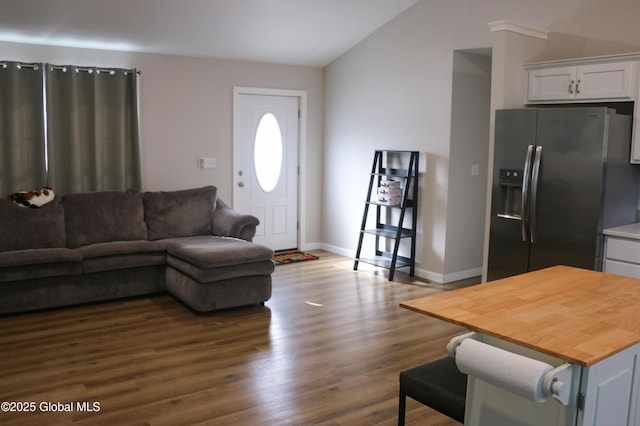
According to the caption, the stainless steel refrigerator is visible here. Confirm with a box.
[487,107,639,281]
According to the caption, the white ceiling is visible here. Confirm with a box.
[0,0,419,67]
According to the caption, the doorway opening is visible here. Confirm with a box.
[444,49,492,282]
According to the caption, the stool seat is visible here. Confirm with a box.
[398,356,467,425]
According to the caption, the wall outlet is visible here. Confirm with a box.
[199,157,216,169]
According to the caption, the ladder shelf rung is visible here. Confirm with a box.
[366,200,414,208]
[356,254,412,270]
[373,167,411,178]
[363,226,413,239]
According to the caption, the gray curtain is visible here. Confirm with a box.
[0,62,46,197]
[46,65,141,193]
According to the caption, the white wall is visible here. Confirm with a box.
[0,41,324,248]
[323,0,640,282]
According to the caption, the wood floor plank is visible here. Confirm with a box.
[0,251,475,425]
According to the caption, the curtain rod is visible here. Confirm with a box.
[0,62,40,70]
[1,61,140,75]
[48,65,140,75]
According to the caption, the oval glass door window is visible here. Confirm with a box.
[254,112,283,192]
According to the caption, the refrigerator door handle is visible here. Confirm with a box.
[530,146,543,243]
[521,145,534,241]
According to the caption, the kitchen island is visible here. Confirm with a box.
[401,265,640,426]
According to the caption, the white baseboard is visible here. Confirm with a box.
[441,267,483,284]
[316,243,353,258]
[299,242,324,251]
[313,244,481,284]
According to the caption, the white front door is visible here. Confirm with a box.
[233,90,299,251]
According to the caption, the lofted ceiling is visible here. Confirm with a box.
[0,0,419,67]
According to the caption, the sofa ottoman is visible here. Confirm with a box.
[165,236,274,312]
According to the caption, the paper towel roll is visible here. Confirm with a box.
[455,338,553,402]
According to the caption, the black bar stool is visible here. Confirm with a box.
[398,356,467,425]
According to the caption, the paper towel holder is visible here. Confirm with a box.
[446,331,478,358]
[446,332,574,406]
[542,363,573,405]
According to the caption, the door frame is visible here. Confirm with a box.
[232,86,307,250]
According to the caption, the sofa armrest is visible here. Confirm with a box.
[212,198,259,241]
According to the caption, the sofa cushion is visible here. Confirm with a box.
[143,186,217,240]
[166,236,274,268]
[75,240,168,273]
[62,189,147,248]
[0,198,66,252]
[0,248,82,282]
[168,256,275,283]
[77,240,167,259]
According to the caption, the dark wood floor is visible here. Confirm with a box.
[0,251,478,425]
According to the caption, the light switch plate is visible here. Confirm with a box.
[199,157,216,169]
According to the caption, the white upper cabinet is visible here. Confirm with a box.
[577,62,636,100]
[527,61,636,103]
[524,53,640,163]
[527,66,576,102]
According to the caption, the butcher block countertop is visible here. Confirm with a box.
[400,265,640,367]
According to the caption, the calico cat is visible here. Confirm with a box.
[8,187,55,208]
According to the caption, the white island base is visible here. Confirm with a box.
[462,334,640,426]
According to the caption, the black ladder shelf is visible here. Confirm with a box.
[354,150,419,281]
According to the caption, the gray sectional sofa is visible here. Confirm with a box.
[0,186,275,315]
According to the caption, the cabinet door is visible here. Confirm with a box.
[527,67,577,102]
[579,343,640,426]
[576,62,636,101]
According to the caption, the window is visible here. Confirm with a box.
[253,112,283,193]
